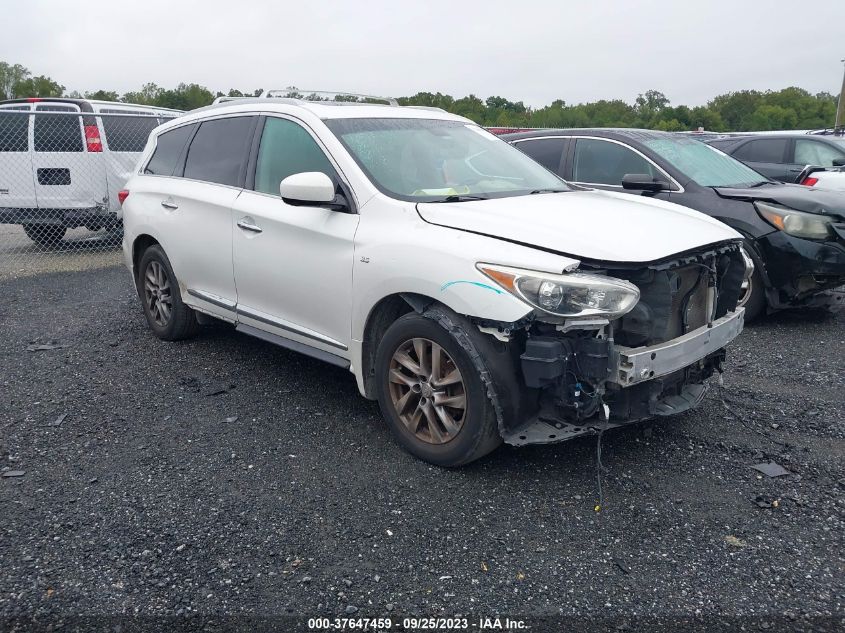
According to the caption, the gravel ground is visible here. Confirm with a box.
[1,265,843,631]
[0,225,121,280]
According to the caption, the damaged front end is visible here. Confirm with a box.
[479,242,748,446]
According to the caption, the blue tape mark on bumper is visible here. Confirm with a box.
[440,280,504,294]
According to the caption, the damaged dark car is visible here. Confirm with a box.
[505,129,845,320]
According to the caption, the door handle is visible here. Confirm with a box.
[160,199,179,210]
[237,219,263,234]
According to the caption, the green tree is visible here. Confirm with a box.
[122,82,164,105]
[0,62,29,99]
[85,90,119,101]
[13,75,64,98]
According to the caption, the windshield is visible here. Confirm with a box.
[324,118,568,202]
[644,136,766,188]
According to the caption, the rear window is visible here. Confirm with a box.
[183,117,255,187]
[34,105,83,153]
[101,115,160,152]
[145,124,196,176]
[0,107,29,152]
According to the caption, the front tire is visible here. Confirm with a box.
[375,311,501,467]
[137,245,199,341]
[22,224,66,247]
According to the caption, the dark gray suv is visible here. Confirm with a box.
[707,134,845,183]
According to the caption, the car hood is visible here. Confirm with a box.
[714,183,845,217]
[416,189,741,264]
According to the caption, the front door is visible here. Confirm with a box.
[232,115,359,353]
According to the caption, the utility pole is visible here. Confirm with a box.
[836,58,845,133]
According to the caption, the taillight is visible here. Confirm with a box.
[801,176,819,187]
[118,189,129,206]
[26,97,42,103]
[85,124,103,152]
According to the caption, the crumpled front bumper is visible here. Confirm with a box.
[610,307,745,387]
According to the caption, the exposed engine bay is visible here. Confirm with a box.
[486,243,748,446]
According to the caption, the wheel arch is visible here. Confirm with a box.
[132,234,160,282]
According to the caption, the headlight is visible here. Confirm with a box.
[755,201,834,240]
[477,264,640,320]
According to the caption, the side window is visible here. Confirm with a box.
[514,138,566,174]
[34,105,83,152]
[145,124,196,176]
[733,139,787,163]
[794,139,845,167]
[101,115,160,152]
[0,106,29,152]
[254,117,337,196]
[572,138,655,185]
[183,117,255,187]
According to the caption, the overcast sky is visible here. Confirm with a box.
[5,0,844,107]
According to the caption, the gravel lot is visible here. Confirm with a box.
[1,264,843,631]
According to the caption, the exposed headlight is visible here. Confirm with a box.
[755,201,834,240]
[477,264,640,320]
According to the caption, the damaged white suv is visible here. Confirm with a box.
[120,93,750,466]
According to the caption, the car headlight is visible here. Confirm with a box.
[477,264,640,320]
[755,201,834,240]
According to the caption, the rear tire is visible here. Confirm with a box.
[137,245,199,341]
[22,224,66,247]
[375,311,501,467]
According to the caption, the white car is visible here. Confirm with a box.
[120,93,750,466]
[798,165,845,192]
[0,97,181,245]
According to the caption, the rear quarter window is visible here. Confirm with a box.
[144,124,196,176]
[34,105,83,153]
[0,107,29,152]
[513,138,566,174]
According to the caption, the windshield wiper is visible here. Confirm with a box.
[749,180,778,187]
[528,188,569,194]
[431,194,490,203]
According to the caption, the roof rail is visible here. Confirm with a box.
[260,89,398,106]
[212,95,256,105]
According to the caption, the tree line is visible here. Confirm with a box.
[1,60,839,132]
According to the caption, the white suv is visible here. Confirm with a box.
[120,94,749,466]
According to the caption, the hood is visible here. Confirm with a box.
[416,189,741,263]
[714,183,845,217]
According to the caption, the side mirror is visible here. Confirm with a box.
[622,173,671,192]
[833,157,845,167]
[280,172,337,206]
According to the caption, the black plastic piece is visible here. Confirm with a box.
[573,337,609,380]
[521,337,572,388]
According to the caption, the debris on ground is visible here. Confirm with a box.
[724,535,746,548]
[48,413,68,427]
[26,342,65,352]
[2,470,26,478]
[751,462,791,478]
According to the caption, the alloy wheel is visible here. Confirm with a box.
[143,260,172,327]
[387,337,467,444]
[738,276,752,307]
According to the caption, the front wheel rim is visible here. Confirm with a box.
[738,277,753,307]
[387,337,467,444]
[143,260,172,327]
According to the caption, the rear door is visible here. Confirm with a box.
[98,107,168,212]
[0,103,36,211]
[31,102,108,213]
[729,138,789,181]
[149,115,256,317]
